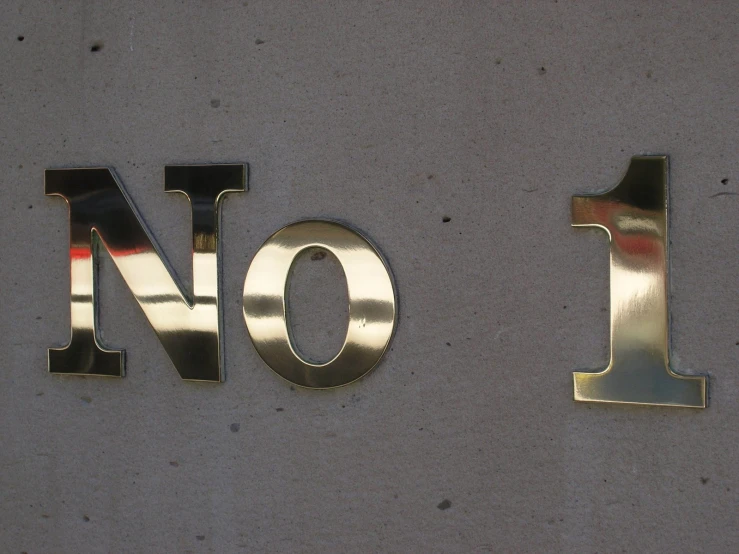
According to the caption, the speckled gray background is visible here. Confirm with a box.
[1,1,737,553]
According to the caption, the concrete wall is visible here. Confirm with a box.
[1,1,737,552]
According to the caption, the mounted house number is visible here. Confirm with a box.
[45,156,708,408]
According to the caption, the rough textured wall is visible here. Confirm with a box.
[1,1,737,552]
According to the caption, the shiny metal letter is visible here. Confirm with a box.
[45,165,245,381]
[243,220,396,388]
[572,156,707,407]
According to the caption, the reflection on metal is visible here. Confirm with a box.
[45,165,245,381]
[571,156,707,407]
[243,220,396,388]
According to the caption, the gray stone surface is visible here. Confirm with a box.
[1,1,737,552]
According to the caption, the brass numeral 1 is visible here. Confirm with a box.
[571,156,707,407]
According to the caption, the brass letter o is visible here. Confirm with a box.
[243,220,396,388]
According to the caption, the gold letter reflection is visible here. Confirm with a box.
[243,220,396,388]
[572,156,706,407]
[45,165,245,381]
